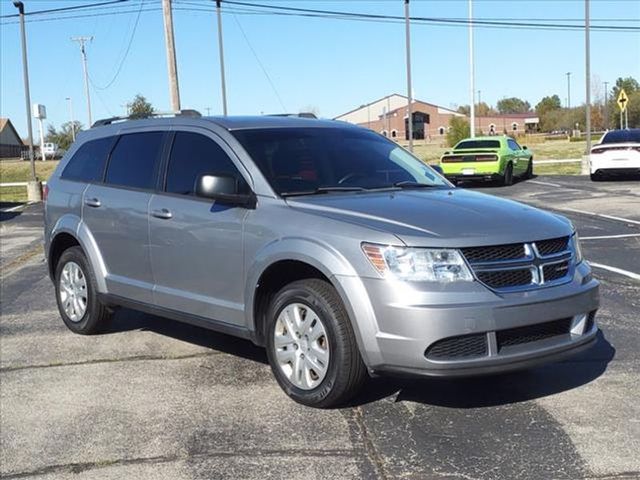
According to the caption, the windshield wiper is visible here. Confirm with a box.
[392,181,440,189]
[281,186,366,197]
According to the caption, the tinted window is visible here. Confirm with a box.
[232,127,448,195]
[507,139,521,150]
[61,136,114,182]
[105,132,164,190]
[455,140,501,149]
[166,132,243,196]
[601,129,640,144]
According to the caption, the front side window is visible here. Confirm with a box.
[61,136,115,182]
[105,132,165,190]
[232,127,448,195]
[165,132,244,196]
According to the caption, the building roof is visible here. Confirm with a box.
[0,118,24,146]
[336,93,462,120]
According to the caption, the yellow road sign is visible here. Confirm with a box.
[617,89,629,112]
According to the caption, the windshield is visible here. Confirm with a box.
[455,140,501,149]
[601,129,640,144]
[232,127,449,195]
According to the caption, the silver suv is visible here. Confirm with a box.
[44,114,599,407]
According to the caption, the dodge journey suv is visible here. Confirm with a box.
[44,113,599,407]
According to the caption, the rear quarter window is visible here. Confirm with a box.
[105,132,165,190]
[61,136,115,182]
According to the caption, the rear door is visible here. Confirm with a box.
[83,130,167,304]
[148,129,251,325]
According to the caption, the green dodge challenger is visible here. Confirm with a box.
[439,136,533,185]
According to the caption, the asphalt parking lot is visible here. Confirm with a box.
[1,175,639,480]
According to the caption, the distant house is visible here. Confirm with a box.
[0,118,26,159]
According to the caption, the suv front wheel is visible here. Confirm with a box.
[55,246,112,334]
[266,279,367,408]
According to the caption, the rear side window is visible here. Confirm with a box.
[105,132,165,190]
[507,139,521,150]
[61,137,114,182]
[165,132,244,196]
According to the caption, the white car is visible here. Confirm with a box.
[590,129,640,181]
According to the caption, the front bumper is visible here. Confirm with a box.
[335,261,599,377]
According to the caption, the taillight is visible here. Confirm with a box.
[42,184,49,202]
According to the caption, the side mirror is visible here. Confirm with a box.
[522,145,528,150]
[431,165,444,174]
[195,174,256,208]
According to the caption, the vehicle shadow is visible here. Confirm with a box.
[104,308,614,409]
[350,330,615,409]
[104,307,268,365]
[455,174,537,189]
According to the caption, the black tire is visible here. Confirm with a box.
[590,172,604,182]
[265,279,368,408]
[524,158,533,179]
[502,163,514,186]
[54,246,111,334]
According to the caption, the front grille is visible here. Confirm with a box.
[543,260,571,282]
[476,269,532,289]
[496,318,572,351]
[461,236,573,291]
[536,236,569,256]
[461,243,526,263]
[425,334,488,360]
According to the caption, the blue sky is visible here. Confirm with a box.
[1,0,639,137]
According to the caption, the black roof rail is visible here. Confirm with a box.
[268,112,318,119]
[92,109,202,127]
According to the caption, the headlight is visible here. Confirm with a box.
[362,243,473,282]
[571,233,583,263]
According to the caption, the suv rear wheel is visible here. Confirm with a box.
[266,279,367,408]
[55,246,112,334]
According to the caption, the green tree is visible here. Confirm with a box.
[535,95,563,131]
[129,94,154,119]
[45,121,83,150]
[446,116,470,147]
[497,97,531,114]
[611,76,639,100]
[457,105,470,116]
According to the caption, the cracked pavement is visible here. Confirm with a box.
[1,175,639,479]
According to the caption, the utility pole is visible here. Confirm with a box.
[477,89,481,133]
[66,97,76,142]
[216,0,228,116]
[404,0,413,151]
[71,36,93,126]
[468,0,476,138]
[13,1,37,189]
[162,0,181,111]
[603,81,609,130]
[582,0,591,175]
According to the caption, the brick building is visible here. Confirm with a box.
[335,94,539,140]
[0,118,26,159]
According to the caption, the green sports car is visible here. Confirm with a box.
[439,136,533,185]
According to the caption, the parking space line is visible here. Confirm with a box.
[529,180,563,187]
[582,234,640,240]
[590,262,640,281]
[560,207,640,226]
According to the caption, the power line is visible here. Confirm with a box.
[0,0,131,19]
[229,11,287,112]
[89,0,145,90]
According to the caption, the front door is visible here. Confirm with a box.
[148,129,251,325]
[83,130,166,304]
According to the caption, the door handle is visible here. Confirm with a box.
[151,208,173,220]
[84,197,101,208]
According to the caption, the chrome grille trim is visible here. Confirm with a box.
[461,236,576,292]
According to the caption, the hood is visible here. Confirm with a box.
[286,188,572,247]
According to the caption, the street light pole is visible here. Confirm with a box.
[603,81,609,130]
[468,0,476,138]
[216,0,228,116]
[583,0,591,175]
[66,97,76,142]
[13,1,36,183]
[404,0,413,152]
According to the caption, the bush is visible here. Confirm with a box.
[446,117,470,147]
